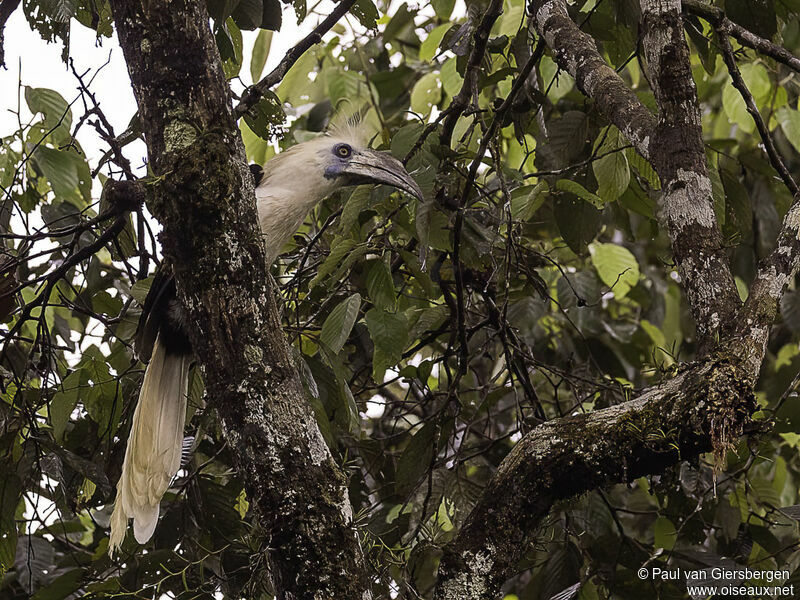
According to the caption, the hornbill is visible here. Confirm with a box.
[109,128,422,553]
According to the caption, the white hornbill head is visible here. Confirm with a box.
[253,128,423,263]
[252,134,422,199]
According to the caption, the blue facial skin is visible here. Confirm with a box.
[323,143,354,180]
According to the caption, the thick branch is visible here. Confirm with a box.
[682,0,800,73]
[0,0,19,68]
[110,2,369,598]
[433,359,756,599]
[529,0,657,158]
[639,0,740,352]
[733,200,800,376]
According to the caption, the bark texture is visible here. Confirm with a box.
[433,358,756,599]
[110,1,369,598]
[640,0,741,352]
[530,0,657,159]
[733,200,800,375]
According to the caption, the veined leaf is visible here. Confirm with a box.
[589,242,640,299]
[320,293,361,353]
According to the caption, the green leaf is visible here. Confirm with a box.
[77,346,122,436]
[25,87,72,131]
[778,106,800,154]
[410,72,442,116]
[130,277,152,305]
[33,147,84,203]
[365,308,408,362]
[241,118,274,164]
[510,182,548,221]
[395,422,436,495]
[218,18,244,79]
[231,0,265,30]
[351,0,379,29]
[440,57,463,98]
[540,55,574,103]
[242,91,285,141]
[419,23,451,62]
[276,42,317,104]
[626,147,660,190]
[722,63,770,134]
[320,293,361,353]
[310,237,359,288]
[653,516,677,550]
[592,127,630,202]
[39,0,77,23]
[339,186,371,236]
[30,567,84,600]
[14,536,54,594]
[366,259,396,311]
[0,473,20,579]
[727,0,776,40]
[708,161,725,225]
[326,69,370,109]
[432,0,454,19]
[556,179,604,209]
[318,345,360,433]
[554,197,600,253]
[250,29,273,82]
[588,242,640,299]
[291,0,307,22]
[390,122,424,159]
[50,371,83,442]
[781,289,800,335]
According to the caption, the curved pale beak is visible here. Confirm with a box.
[340,150,424,200]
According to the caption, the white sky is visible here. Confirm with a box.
[0,3,340,173]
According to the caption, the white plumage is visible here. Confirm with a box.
[256,131,364,264]
[109,334,189,549]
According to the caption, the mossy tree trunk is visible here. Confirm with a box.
[110,1,370,598]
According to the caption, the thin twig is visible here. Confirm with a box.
[718,32,798,196]
[233,0,358,118]
[683,0,800,73]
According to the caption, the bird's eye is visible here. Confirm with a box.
[335,144,352,158]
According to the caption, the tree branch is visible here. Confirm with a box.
[110,1,370,597]
[234,0,357,118]
[682,0,800,73]
[639,0,740,353]
[717,32,798,197]
[529,0,657,159]
[432,358,756,599]
[0,0,20,69]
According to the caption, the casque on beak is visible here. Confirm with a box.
[340,149,424,200]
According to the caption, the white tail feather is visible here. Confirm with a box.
[109,334,190,554]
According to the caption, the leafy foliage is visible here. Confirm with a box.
[3,0,800,598]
